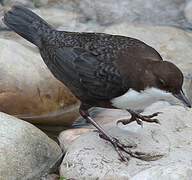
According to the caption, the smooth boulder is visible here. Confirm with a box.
[60,106,192,179]
[0,112,62,180]
[60,0,187,27]
[0,37,79,126]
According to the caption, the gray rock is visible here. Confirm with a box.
[183,72,192,103]
[32,7,102,32]
[32,0,49,7]
[184,0,192,24]
[2,0,34,7]
[130,164,192,180]
[60,106,192,179]
[0,112,62,180]
[104,23,192,69]
[60,0,188,27]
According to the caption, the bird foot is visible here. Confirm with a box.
[99,133,163,162]
[117,111,161,127]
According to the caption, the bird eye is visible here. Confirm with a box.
[159,78,166,87]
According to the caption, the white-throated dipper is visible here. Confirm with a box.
[3,6,191,161]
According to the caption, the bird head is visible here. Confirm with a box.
[152,61,191,108]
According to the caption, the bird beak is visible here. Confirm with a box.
[174,90,191,108]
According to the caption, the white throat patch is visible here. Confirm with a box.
[111,87,174,110]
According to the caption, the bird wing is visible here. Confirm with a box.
[52,47,127,100]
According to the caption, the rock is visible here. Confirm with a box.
[130,164,192,180]
[42,174,59,180]
[60,106,192,179]
[2,0,34,7]
[32,7,102,32]
[0,112,62,180]
[33,8,78,28]
[0,37,79,126]
[32,0,49,7]
[58,108,136,151]
[59,0,188,27]
[58,128,90,150]
[184,0,192,23]
[104,23,192,69]
[183,72,192,103]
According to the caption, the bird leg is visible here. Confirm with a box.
[117,110,161,127]
[79,105,163,161]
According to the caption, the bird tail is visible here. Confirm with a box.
[3,6,53,48]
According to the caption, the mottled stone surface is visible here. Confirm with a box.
[0,112,62,180]
[59,0,188,27]
[60,106,192,179]
[130,164,192,180]
[184,0,192,23]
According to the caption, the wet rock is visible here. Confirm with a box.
[0,112,62,180]
[0,37,79,126]
[60,106,192,179]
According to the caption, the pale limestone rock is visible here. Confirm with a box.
[2,0,34,7]
[32,0,49,7]
[130,164,192,180]
[103,23,192,70]
[58,128,90,150]
[184,0,192,23]
[60,106,192,179]
[0,112,62,180]
[32,7,101,32]
[59,0,187,27]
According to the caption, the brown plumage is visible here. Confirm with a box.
[3,6,191,161]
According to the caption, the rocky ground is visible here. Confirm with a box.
[0,0,192,179]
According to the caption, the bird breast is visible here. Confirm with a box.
[110,87,173,110]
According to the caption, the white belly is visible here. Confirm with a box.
[111,87,174,110]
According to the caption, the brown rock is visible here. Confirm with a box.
[58,128,91,150]
[0,37,79,126]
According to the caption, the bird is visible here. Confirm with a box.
[3,5,191,161]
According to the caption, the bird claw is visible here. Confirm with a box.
[143,112,162,119]
[116,118,131,125]
[135,118,143,127]
[99,134,163,162]
[117,111,162,126]
[132,151,165,161]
